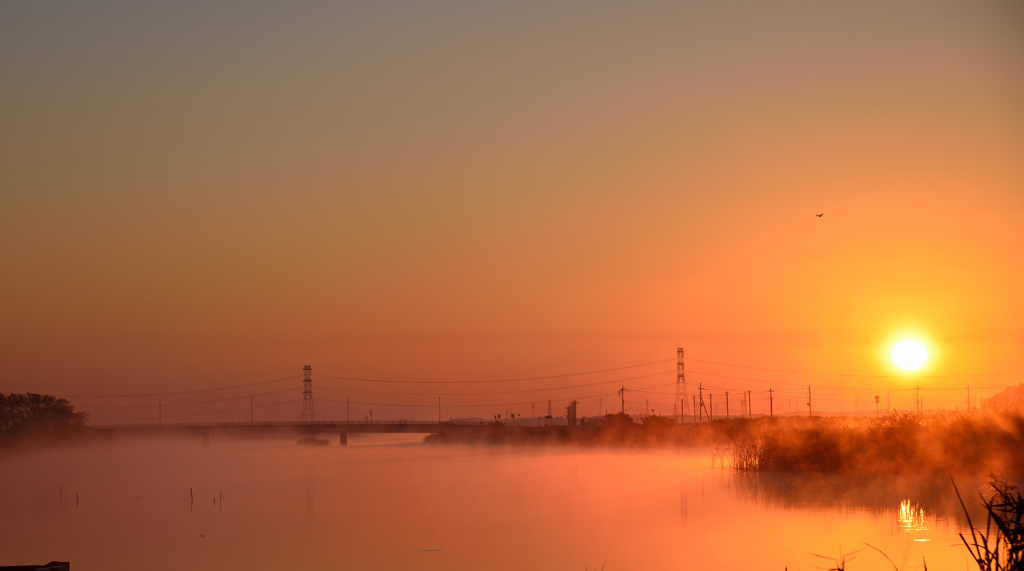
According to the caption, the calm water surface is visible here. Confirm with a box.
[0,435,970,570]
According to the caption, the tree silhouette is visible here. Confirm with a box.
[0,393,87,434]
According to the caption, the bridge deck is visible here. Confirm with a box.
[88,420,497,436]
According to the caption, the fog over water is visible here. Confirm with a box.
[0,436,970,570]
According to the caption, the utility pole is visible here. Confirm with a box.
[725,391,729,418]
[618,386,626,414]
[769,388,773,417]
[807,385,812,417]
[698,384,703,422]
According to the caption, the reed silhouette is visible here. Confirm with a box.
[955,476,1024,570]
[731,410,1024,479]
[429,409,1024,481]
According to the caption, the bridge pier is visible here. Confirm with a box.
[339,432,347,446]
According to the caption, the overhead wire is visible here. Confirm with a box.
[689,358,1024,378]
[59,375,301,398]
[81,388,297,410]
[88,398,302,422]
[317,381,680,411]
[72,360,675,418]
[317,358,673,384]
[315,370,673,397]
[73,355,1020,422]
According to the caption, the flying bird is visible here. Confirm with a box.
[815,213,824,217]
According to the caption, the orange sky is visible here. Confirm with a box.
[2,0,1023,422]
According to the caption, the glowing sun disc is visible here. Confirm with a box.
[892,340,927,370]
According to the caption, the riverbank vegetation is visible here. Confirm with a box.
[427,408,1024,479]
[0,393,89,450]
[731,410,1023,479]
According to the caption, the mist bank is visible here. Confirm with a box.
[732,410,1024,479]
[427,409,1024,478]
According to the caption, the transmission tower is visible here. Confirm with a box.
[301,365,315,423]
[676,348,688,421]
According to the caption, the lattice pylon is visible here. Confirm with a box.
[676,348,687,421]
[301,365,315,423]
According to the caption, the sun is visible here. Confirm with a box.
[892,340,927,371]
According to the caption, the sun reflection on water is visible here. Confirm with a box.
[898,499,929,533]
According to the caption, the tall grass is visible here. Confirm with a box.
[426,408,1024,483]
[955,477,1024,570]
[732,410,1024,479]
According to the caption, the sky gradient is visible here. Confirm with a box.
[2,0,1023,422]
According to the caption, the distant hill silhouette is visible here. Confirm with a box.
[985,383,1024,411]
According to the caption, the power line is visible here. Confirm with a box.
[88,398,302,422]
[79,388,296,410]
[318,381,680,410]
[71,354,1020,420]
[687,369,843,388]
[58,375,301,398]
[689,358,1024,378]
[686,368,1016,391]
[317,358,674,385]
[315,370,673,397]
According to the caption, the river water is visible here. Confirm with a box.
[0,435,971,570]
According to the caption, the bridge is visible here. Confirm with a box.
[87,420,499,445]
